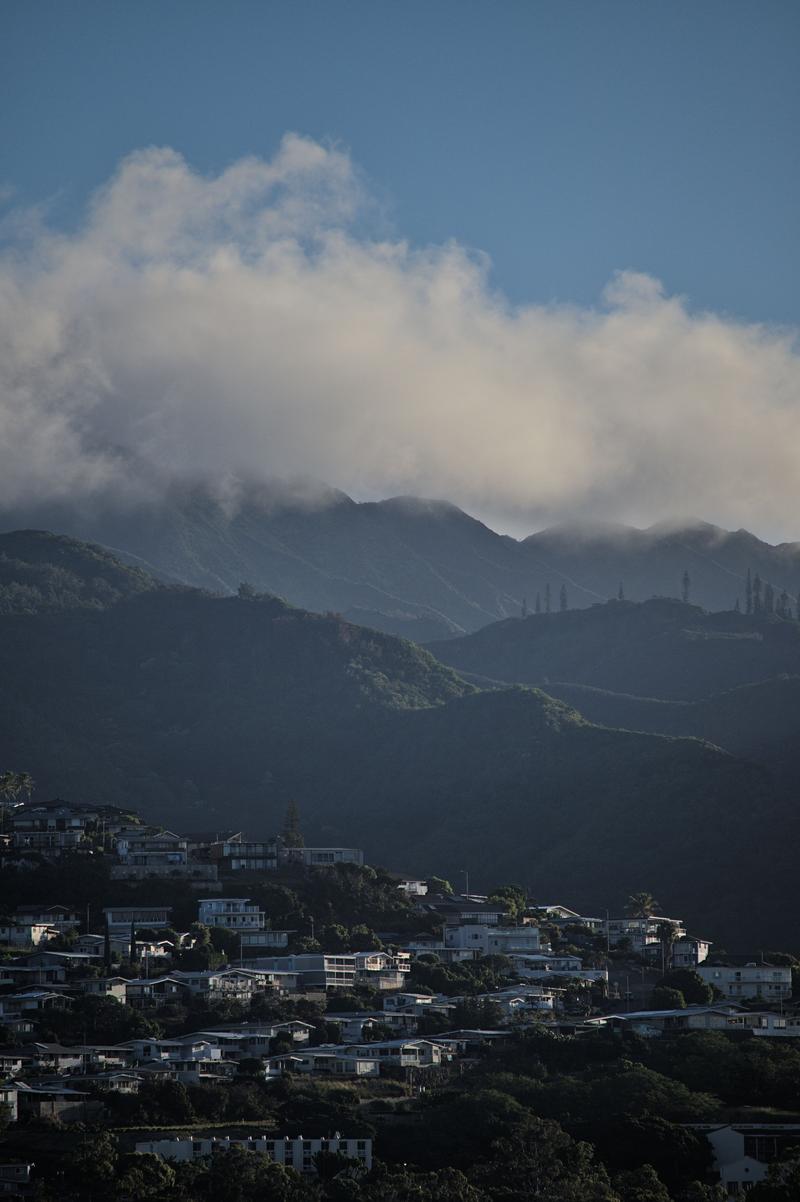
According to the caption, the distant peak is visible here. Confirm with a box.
[525,519,639,545]
[644,517,726,537]
[378,495,470,519]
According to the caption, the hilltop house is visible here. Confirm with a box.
[697,962,792,1001]
[112,830,218,882]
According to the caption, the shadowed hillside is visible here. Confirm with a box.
[0,530,156,614]
[0,539,797,946]
[429,598,800,701]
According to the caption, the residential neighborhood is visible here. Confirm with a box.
[0,793,799,1199]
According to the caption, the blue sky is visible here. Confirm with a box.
[2,0,798,324]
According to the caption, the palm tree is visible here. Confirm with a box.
[0,770,34,801]
[0,769,33,834]
[625,892,660,919]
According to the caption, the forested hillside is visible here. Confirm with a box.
[0,529,156,614]
[431,597,800,806]
[0,538,796,947]
[430,598,800,701]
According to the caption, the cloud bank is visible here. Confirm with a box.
[1,134,799,537]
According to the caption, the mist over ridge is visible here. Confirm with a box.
[2,134,800,542]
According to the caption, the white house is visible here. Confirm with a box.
[281,846,364,868]
[510,954,608,984]
[671,937,712,969]
[197,898,266,931]
[444,923,544,957]
[697,962,793,1002]
[102,906,172,935]
[689,1123,800,1198]
[0,921,59,948]
[265,1048,381,1079]
[604,915,685,955]
[136,1134,372,1172]
[0,1083,19,1123]
[397,879,428,897]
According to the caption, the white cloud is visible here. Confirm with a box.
[1,133,799,536]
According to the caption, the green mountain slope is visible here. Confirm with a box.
[0,541,796,946]
[0,529,156,614]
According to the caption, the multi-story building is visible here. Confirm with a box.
[281,846,364,868]
[688,1123,800,1198]
[12,905,81,934]
[10,802,96,853]
[197,898,266,931]
[241,952,406,991]
[136,1134,372,1173]
[671,937,712,969]
[112,831,218,882]
[604,915,685,955]
[102,906,173,935]
[444,923,545,957]
[218,840,279,871]
[0,922,59,948]
[697,962,793,1002]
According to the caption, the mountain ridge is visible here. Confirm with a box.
[0,531,794,946]
[3,484,799,636]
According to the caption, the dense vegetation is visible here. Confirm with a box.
[6,1022,800,1199]
[430,596,800,801]
[3,859,800,1198]
[0,530,155,614]
[0,537,796,946]
[430,597,800,702]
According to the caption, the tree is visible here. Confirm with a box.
[654,969,713,1006]
[283,799,304,849]
[115,1152,176,1200]
[489,884,527,922]
[753,572,763,613]
[750,1150,800,1200]
[426,876,453,895]
[618,582,625,601]
[681,571,690,604]
[63,1131,120,1198]
[560,584,568,612]
[745,568,753,615]
[650,986,686,1010]
[625,893,660,919]
[0,770,34,802]
[545,583,552,613]
[535,592,542,614]
[205,1145,308,1202]
[521,596,528,618]
[764,582,775,614]
[615,1164,671,1202]
[777,590,790,619]
[0,770,34,834]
